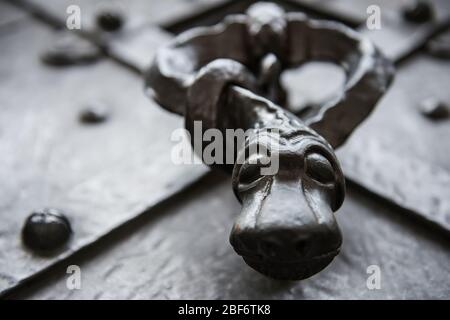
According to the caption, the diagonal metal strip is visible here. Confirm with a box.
[19,0,449,232]
[10,0,361,72]
[0,19,207,295]
[7,174,450,299]
[12,0,228,31]
[357,0,450,61]
[338,51,450,232]
[285,0,450,232]
[303,0,450,232]
[10,0,228,71]
[293,0,447,26]
[2,0,450,297]
[0,0,27,27]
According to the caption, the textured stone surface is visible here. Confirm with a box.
[7,172,450,299]
[0,19,206,295]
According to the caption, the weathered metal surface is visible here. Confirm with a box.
[0,0,27,27]
[10,0,360,74]
[162,0,360,34]
[294,0,446,25]
[278,29,450,233]
[338,51,450,232]
[106,26,173,72]
[13,0,227,31]
[116,1,450,238]
[40,31,101,66]
[285,1,450,232]
[7,172,450,299]
[288,1,450,61]
[114,0,357,73]
[1,0,449,299]
[427,28,450,58]
[147,2,393,279]
[11,0,449,77]
[0,19,207,295]
[10,0,216,72]
[359,0,450,62]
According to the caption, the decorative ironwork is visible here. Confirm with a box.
[147,2,393,280]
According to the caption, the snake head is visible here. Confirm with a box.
[145,1,393,281]
[230,128,345,280]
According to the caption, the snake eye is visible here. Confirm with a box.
[239,163,262,185]
[238,154,270,191]
[305,152,335,184]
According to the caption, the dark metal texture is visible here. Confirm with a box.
[290,0,450,233]
[11,0,227,72]
[358,0,450,62]
[1,0,449,299]
[338,51,450,232]
[141,0,450,236]
[22,208,72,252]
[8,172,450,299]
[0,18,207,294]
[0,0,27,27]
[14,0,227,31]
[147,2,393,279]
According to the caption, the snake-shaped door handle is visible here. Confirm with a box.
[145,2,394,280]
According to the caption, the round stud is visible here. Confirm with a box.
[420,97,449,119]
[41,32,101,66]
[427,34,450,59]
[22,208,72,251]
[96,11,124,32]
[79,102,110,124]
[403,0,434,24]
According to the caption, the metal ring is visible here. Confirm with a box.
[145,2,394,148]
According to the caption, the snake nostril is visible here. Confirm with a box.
[295,239,310,256]
[260,239,279,258]
[230,236,243,252]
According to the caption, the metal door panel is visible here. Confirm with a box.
[0,19,207,295]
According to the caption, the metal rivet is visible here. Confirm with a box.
[22,208,72,251]
[420,97,449,119]
[402,0,434,23]
[41,32,101,66]
[79,103,110,124]
[96,11,124,32]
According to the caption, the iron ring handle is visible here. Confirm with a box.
[145,2,394,280]
[145,2,394,148]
